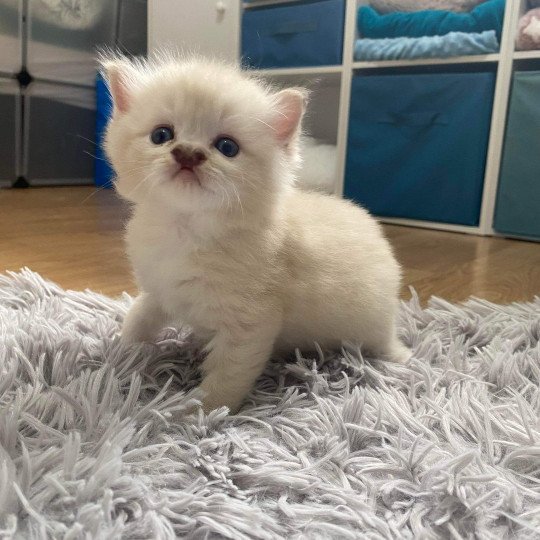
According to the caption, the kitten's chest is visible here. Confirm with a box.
[125,210,275,332]
[126,217,208,316]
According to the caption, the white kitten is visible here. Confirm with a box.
[102,54,409,413]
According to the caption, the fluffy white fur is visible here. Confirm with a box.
[102,54,409,413]
[296,136,337,193]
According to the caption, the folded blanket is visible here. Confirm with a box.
[358,0,505,41]
[354,30,499,61]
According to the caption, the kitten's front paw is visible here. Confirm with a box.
[199,377,243,415]
[201,396,233,415]
[119,325,153,346]
[120,293,167,346]
[119,332,138,346]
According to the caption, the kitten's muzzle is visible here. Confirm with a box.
[171,145,207,170]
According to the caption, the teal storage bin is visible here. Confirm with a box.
[242,0,345,69]
[494,71,540,240]
[345,71,495,225]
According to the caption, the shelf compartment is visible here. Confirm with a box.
[255,70,342,145]
[344,71,496,226]
[26,0,116,87]
[242,0,345,69]
[23,82,96,185]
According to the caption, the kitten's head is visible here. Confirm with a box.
[101,54,307,215]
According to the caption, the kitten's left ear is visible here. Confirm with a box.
[101,59,138,115]
[271,88,308,146]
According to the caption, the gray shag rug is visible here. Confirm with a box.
[1,270,540,539]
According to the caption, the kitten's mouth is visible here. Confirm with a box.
[172,166,202,187]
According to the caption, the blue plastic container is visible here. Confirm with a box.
[494,71,540,240]
[242,0,345,69]
[344,71,495,225]
[94,72,114,188]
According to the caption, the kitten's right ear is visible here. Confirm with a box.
[101,59,136,115]
[270,87,309,147]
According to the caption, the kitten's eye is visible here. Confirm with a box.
[150,126,174,145]
[214,137,239,158]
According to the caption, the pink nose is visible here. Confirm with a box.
[171,146,207,169]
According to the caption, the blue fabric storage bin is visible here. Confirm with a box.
[344,71,495,225]
[494,72,540,240]
[94,72,114,188]
[242,0,345,69]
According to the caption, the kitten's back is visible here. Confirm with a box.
[276,188,402,351]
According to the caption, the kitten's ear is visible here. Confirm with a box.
[271,88,308,146]
[101,59,137,115]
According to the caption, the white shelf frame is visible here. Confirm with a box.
[353,54,500,69]
[334,0,357,196]
[252,65,343,76]
[242,0,530,236]
[377,217,480,235]
[513,50,540,60]
[243,0,299,8]
[478,0,521,235]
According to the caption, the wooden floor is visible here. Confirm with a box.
[1,186,539,304]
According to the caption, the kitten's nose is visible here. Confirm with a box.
[171,145,207,169]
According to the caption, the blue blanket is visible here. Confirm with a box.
[358,0,505,41]
[354,30,499,61]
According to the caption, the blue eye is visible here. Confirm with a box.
[214,137,239,158]
[151,126,174,145]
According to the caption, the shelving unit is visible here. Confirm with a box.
[242,0,536,237]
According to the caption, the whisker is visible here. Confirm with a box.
[250,116,277,132]
[223,170,258,191]
[128,170,155,198]
[84,150,109,162]
[228,178,245,220]
[79,184,113,205]
[74,134,99,146]
[223,181,232,212]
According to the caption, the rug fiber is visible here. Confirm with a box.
[1,269,540,539]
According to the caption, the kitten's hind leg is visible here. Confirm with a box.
[121,293,169,345]
[385,340,411,364]
[373,335,411,364]
[362,323,411,364]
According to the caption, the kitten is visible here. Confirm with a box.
[102,54,410,413]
